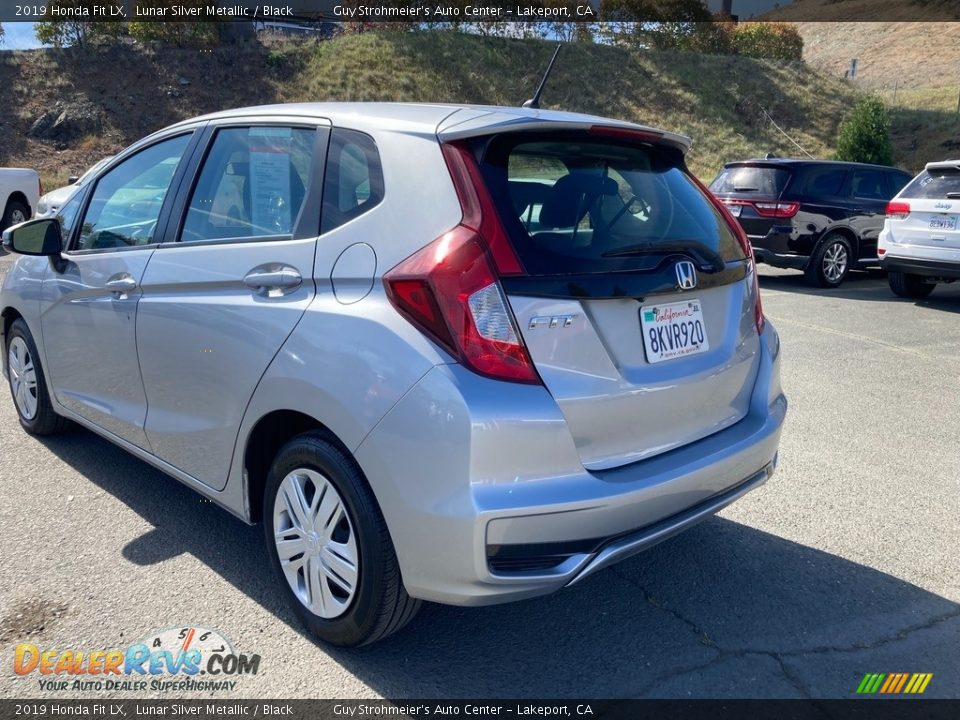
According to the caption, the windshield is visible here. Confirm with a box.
[481,133,744,275]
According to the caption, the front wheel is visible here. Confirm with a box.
[6,318,71,435]
[1,200,30,233]
[805,235,852,288]
[888,271,935,299]
[263,430,420,647]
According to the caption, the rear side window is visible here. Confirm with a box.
[482,134,744,275]
[321,129,384,234]
[900,168,960,199]
[709,165,790,196]
[794,165,848,197]
[851,169,889,200]
[182,126,315,243]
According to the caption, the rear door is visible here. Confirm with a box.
[479,132,762,470]
[848,166,893,259]
[136,119,328,490]
[889,164,960,251]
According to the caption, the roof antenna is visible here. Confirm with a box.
[522,44,562,110]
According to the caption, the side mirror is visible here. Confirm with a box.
[2,218,63,256]
[68,175,80,185]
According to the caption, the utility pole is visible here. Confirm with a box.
[722,0,734,16]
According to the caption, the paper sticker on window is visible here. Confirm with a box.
[249,133,292,235]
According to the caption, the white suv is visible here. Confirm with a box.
[879,160,960,298]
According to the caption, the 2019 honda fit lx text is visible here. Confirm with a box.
[1,104,786,646]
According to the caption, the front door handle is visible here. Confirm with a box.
[243,264,302,297]
[105,275,137,298]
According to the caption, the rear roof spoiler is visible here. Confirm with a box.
[436,107,692,154]
[925,160,960,172]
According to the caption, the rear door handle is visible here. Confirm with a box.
[104,275,137,298]
[243,264,302,297]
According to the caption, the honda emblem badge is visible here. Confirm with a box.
[675,261,698,290]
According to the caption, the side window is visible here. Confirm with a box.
[75,135,190,251]
[182,126,315,242]
[56,188,85,242]
[321,129,384,234]
[851,169,888,200]
[798,166,848,198]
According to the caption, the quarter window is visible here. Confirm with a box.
[321,129,384,234]
[182,126,315,242]
[75,134,191,251]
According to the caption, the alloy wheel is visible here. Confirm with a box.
[822,242,848,283]
[272,468,359,619]
[8,337,38,420]
[10,208,26,224]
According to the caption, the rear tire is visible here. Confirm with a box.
[1,200,30,233]
[263,430,420,647]
[888,271,935,299]
[6,318,71,436]
[805,234,852,288]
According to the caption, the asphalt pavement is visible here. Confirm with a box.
[0,255,957,699]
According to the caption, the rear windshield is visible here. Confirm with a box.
[900,168,960,199]
[480,133,745,275]
[709,165,790,196]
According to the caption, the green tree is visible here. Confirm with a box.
[128,0,220,46]
[35,0,98,47]
[835,95,894,166]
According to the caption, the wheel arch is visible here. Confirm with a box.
[818,225,858,256]
[1,307,25,373]
[4,191,31,217]
[243,409,354,524]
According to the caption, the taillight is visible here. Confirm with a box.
[383,145,540,384]
[886,201,911,219]
[589,125,664,143]
[752,201,800,219]
[692,174,765,335]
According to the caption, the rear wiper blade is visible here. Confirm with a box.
[602,241,726,272]
[733,186,760,192]
[946,192,960,199]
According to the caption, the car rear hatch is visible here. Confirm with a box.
[887,162,960,250]
[709,163,796,239]
[425,119,765,472]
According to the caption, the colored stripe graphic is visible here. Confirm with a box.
[857,673,932,694]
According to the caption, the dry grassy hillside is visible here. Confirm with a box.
[766,0,959,21]
[0,30,952,188]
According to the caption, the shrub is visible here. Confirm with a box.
[834,95,894,166]
[733,23,804,61]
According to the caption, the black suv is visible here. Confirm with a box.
[710,159,912,287]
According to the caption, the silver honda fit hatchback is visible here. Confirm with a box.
[1,103,786,646]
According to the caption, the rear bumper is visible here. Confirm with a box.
[880,254,960,280]
[355,324,786,607]
[750,232,808,270]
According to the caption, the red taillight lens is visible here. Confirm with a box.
[886,201,911,219]
[752,201,800,218]
[692,175,765,335]
[589,125,664,143]
[383,146,540,384]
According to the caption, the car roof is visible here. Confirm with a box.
[724,158,908,172]
[163,102,692,151]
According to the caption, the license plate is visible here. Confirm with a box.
[726,203,742,217]
[640,300,710,364]
[929,216,957,231]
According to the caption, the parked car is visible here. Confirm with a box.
[710,159,912,287]
[0,168,41,232]
[879,160,960,298]
[1,103,786,646]
[35,157,113,219]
